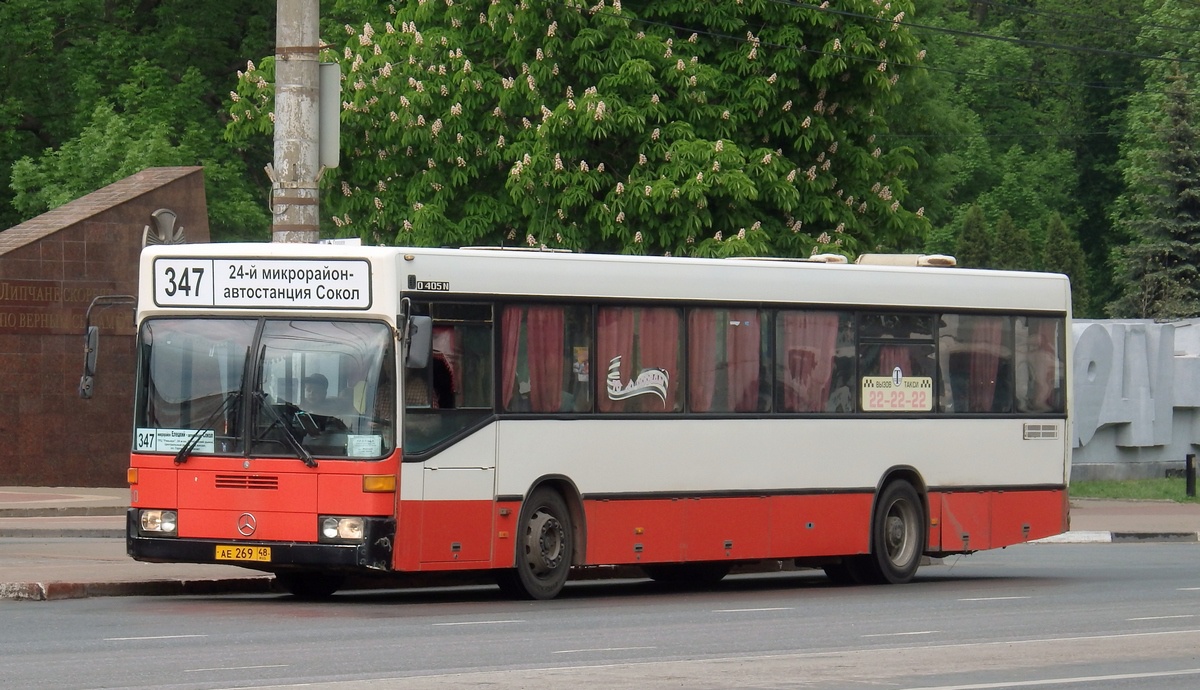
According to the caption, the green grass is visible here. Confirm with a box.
[1070,478,1200,503]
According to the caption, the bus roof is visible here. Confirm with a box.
[139,243,1071,316]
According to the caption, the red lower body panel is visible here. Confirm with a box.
[394,488,1066,571]
[931,489,1068,553]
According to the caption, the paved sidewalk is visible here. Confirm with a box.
[0,487,273,600]
[0,487,1197,601]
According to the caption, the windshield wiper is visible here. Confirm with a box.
[173,391,241,465]
[174,347,251,466]
[254,391,317,468]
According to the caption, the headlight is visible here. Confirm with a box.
[320,516,365,542]
[140,509,178,535]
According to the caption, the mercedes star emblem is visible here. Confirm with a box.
[237,513,257,536]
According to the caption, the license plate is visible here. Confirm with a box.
[215,545,271,562]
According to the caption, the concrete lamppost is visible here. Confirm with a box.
[270,0,321,243]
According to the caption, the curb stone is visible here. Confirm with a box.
[1033,531,1200,544]
[0,577,276,601]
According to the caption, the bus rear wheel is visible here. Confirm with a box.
[861,480,926,584]
[496,488,574,600]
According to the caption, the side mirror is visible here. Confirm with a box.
[79,326,99,399]
[405,315,432,369]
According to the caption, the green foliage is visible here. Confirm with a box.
[905,1,1125,293]
[990,211,1035,271]
[1,0,274,239]
[1108,68,1200,319]
[229,0,930,256]
[1042,212,1090,314]
[1070,479,1199,504]
[955,204,991,268]
[1107,1,1200,318]
[3,0,1193,283]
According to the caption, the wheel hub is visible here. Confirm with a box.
[525,508,565,574]
[884,501,915,565]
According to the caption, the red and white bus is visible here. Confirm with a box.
[126,243,1071,599]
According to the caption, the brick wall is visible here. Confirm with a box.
[0,168,210,487]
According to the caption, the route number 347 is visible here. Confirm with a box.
[162,266,205,297]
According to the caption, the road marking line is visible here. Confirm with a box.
[1179,587,1200,591]
[957,596,1032,602]
[554,646,657,654]
[185,665,288,673]
[103,634,208,641]
[1128,614,1196,621]
[431,619,525,627]
[862,631,940,638]
[713,607,795,613]
[901,667,1200,689]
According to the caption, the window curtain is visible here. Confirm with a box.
[526,306,565,411]
[500,307,523,410]
[597,307,635,412]
[688,309,719,412]
[878,345,912,375]
[779,311,839,412]
[638,308,680,411]
[1030,318,1061,412]
[967,317,1003,412]
[726,309,761,412]
[432,326,458,383]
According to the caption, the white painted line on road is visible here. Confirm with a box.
[713,607,795,613]
[901,666,1200,689]
[862,631,940,638]
[957,596,1031,602]
[103,634,208,641]
[431,619,525,627]
[553,646,657,654]
[1127,614,1197,621]
[1179,587,1200,591]
[185,665,288,673]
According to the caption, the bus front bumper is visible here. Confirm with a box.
[125,509,396,572]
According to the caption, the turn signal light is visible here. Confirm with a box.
[362,475,395,493]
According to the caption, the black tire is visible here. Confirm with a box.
[857,480,926,584]
[642,562,731,586]
[274,571,345,599]
[496,488,574,600]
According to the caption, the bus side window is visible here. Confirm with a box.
[775,310,852,413]
[500,304,593,413]
[1015,316,1065,413]
[938,314,1013,414]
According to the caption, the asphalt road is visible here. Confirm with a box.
[2,543,1199,689]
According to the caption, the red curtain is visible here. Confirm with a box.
[967,317,1003,411]
[526,306,565,412]
[500,307,522,410]
[688,309,719,412]
[638,308,680,411]
[779,312,839,412]
[726,309,761,411]
[879,345,912,376]
[597,308,635,412]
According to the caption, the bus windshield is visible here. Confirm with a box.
[134,318,396,460]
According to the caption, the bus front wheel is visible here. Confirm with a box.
[497,488,574,600]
